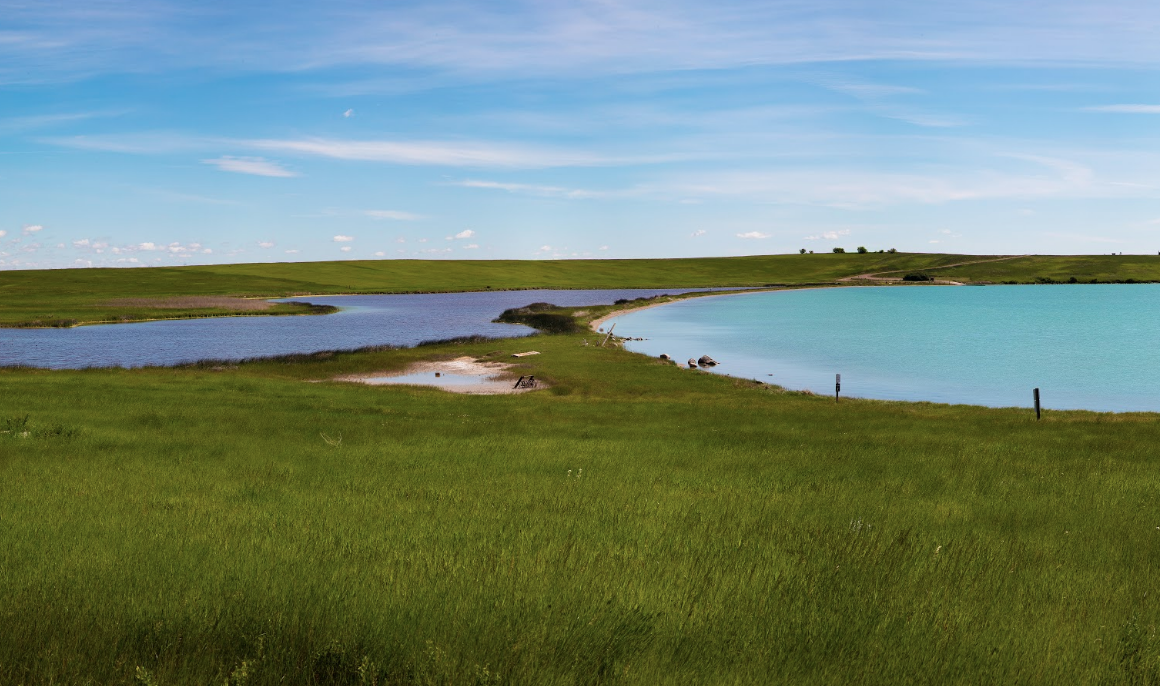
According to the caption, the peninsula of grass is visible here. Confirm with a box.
[4,315,1160,684]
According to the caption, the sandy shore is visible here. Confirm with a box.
[335,356,543,395]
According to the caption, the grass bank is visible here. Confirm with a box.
[3,323,1160,684]
[7,252,1160,327]
[0,253,976,327]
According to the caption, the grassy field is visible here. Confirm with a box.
[7,252,1160,327]
[0,253,978,327]
[4,322,1160,684]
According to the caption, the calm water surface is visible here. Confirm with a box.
[0,289,706,369]
[609,285,1160,413]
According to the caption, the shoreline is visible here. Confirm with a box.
[589,285,840,332]
[588,280,983,332]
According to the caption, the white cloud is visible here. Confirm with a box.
[340,246,352,252]
[333,235,354,242]
[454,229,475,239]
[825,81,924,99]
[202,156,297,178]
[0,230,6,238]
[599,245,609,251]
[454,179,606,197]
[285,249,300,254]
[736,231,770,239]
[1085,105,1160,114]
[23,224,44,235]
[463,243,479,249]
[395,237,406,243]
[804,230,852,241]
[691,229,706,237]
[73,238,90,247]
[139,241,157,250]
[246,138,667,169]
[418,238,428,243]
[364,209,422,220]
[373,251,385,256]
[343,109,354,118]
[258,241,275,248]
[10,0,1160,88]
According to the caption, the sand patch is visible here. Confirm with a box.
[336,356,543,394]
[103,296,275,311]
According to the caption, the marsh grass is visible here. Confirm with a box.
[3,330,1160,683]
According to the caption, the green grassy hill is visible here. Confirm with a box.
[0,253,971,326]
[5,252,1160,327]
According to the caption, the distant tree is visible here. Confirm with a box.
[799,248,807,254]
[809,250,814,254]
[856,246,868,254]
[832,247,846,254]
[887,248,898,254]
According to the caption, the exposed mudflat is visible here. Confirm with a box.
[336,356,543,394]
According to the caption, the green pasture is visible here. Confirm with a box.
[7,252,1160,327]
[0,253,971,327]
[4,329,1160,684]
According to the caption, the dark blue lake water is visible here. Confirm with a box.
[609,285,1160,413]
[0,289,706,369]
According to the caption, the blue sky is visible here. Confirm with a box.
[2,0,1159,269]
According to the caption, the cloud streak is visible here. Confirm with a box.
[1085,104,1160,114]
[9,0,1160,85]
[202,156,297,177]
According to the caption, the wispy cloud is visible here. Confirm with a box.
[804,230,851,240]
[1084,105,1160,114]
[246,138,659,169]
[23,224,44,235]
[202,156,297,177]
[453,229,475,239]
[454,179,610,197]
[333,235,354,242]
[0,110,122,134]
[43,132,210,154]
[364,209,422,220]
[7,1,1160,86]
[736,231,770,239]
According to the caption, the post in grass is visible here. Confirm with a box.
[835,373,841,402]
[1033,388,1041,420]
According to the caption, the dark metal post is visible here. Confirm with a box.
[1033,388,1041,420]
[836,374,841,402]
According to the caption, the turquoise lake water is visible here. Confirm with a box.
[608,285,1160,413]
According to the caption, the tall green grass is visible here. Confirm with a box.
[3,333,1160,683]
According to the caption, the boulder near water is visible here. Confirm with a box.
[659,353,671,360]
[698,355,718,367]
[687,358,698,368]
